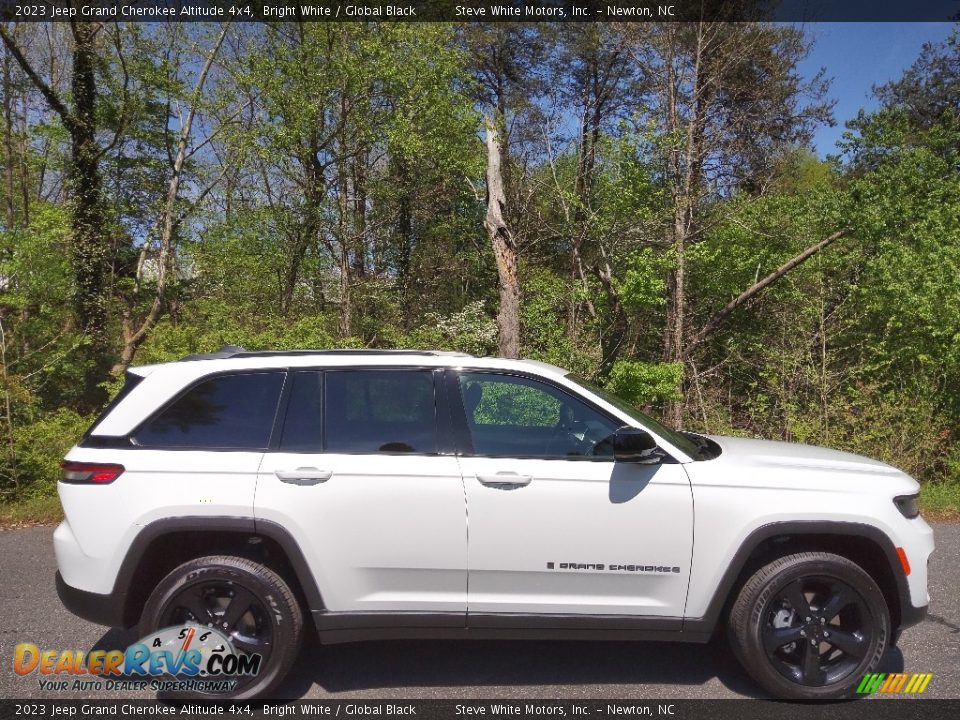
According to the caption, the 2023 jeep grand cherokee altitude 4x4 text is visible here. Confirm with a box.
[55,347,934,700]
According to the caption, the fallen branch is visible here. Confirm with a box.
[685,228,850,357]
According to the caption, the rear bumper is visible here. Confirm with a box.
[55,571,127,628]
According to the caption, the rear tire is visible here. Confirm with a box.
[727,552,889,700]
[140,555,303,700]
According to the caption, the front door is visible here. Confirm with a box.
[255,368,467,619]
[452,371,694,622]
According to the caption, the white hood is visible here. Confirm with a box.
[705,434,906,477]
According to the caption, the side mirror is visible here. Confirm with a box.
[613,427,661,464]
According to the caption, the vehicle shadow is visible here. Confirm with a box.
[90,626,140,654]
[86,627,904,700]
[275,637,764,699]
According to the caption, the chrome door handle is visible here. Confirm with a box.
[275,467,332,485]
[476,472,533,488]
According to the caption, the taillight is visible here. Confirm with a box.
[61,461,125,484]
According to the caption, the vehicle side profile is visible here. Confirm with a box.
[55,348,934,700]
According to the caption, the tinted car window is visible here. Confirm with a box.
[325,370,437,454]
[135,372,285,449]
[459,373,619,459]
[279,371,323,451]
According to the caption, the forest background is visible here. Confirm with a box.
[0,16,958,521]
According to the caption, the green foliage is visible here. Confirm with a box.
[397,301,498,357]
[138,310,350,366]
[6,409,91,501]
[521,268,596,376]
[606,361,684,406]
[840,110,960,412]
[0,202,72,309]
[619,248,668,310]
[3,23,960,519]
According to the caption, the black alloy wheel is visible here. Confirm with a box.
[159,578,275,677]
[761,575,873,687]
[728,551,890,700]
[141,555,303,700]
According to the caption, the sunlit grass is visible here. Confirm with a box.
[919,481,960,521]
[0,493,63,527]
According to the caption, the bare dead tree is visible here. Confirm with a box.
[484,115,521,359]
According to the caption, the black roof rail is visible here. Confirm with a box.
[179,345,248,361]
[178,346,474,362]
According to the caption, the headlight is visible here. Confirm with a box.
[894,494,920,519]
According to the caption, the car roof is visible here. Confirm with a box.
[130,346,571,379]
[178,346,475,361]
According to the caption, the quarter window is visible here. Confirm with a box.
[325,370,437,454]
[135,372,285,449]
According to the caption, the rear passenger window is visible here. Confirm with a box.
[325,370,437,454]
[134,372,285,449]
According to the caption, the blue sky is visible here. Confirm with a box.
[798,22,957,156]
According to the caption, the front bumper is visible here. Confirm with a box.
[899,600,929,631]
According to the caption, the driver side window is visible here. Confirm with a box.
[457,373,619,459]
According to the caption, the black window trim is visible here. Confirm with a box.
[271,369,323,453]
[269,366,454,457]
[82,370,146,441]
[446,368,679,463]
[118,369,290,452]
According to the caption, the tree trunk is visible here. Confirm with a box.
[68,19,112,406]
[337,154,352,338]
[3,45,16,228]
[483,115,520,359]
[17,92,29,226]
[595,260,627,376]
[352,143,367,278]
[338,246,352,338]
[662,24,706,427]
[569,78,604,338]
[395,158,414,326]
[279,229,310,317]
[0,18,110,404]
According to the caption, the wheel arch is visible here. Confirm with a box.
[115,517,323,628]
[684,521,909,637]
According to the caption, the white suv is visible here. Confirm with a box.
[55,347,934,700]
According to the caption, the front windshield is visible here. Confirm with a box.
[565,374,703,459]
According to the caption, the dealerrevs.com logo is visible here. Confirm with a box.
[13,624,261,694]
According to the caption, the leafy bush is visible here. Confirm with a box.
[606,361,684,406]
[4,409,91,501]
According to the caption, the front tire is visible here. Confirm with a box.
[727,552,890,700]
[140,555,303,700]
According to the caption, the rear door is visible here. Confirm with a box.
[255,368,467,621]
[452,370,694,622]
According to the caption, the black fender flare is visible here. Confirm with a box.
[682,521,916,635]
[111,516,324,626]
